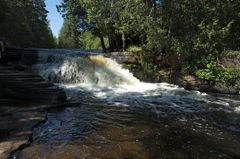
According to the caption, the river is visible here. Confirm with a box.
[13,50,240,159]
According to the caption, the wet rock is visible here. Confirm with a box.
[108,52,239,94]
[214,84,239,94]
[177,75,239,94]
[0,60,68,159]
[21,53,38,66]
[106,51,139,64]
[178,76,209,91]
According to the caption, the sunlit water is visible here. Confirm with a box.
[13,50,240,159]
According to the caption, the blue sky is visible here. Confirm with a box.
[45,0,63,37]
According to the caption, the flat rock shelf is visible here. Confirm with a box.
[0,59,67,159]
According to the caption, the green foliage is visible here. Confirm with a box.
[81,31,101,50]
[193,54,240,87]
[58,16,81,48]
[222,50,240,56]
[193,19,234,55]
[56,0,240,88]
[0,0,55,48]
[194,55,220,82]
[81,31,109,50]
[0,0,8,22]
[196,67,240,88]
[139,48,158,75]
[159,69,172,79]
[126,46,142,52]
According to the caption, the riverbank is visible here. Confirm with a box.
[0,57,67,159]
[0,48,239,158]
[107,51,239,95]
[8,49,240,159]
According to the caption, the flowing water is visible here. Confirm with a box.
[13,50,240,159]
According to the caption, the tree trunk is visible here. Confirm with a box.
[109,36,116,52]
[122,32,126,51]
[100,36,106,53]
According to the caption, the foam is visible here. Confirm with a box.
[234,106,240,114]
[32,50,239,116]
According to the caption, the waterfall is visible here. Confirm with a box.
[14,49,240,159]
[32,49,239,114]
[33,51,139,86]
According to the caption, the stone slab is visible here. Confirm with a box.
[0,59,67,159]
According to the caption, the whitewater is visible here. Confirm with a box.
[13,49,240,159]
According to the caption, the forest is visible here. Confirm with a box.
[0,0,55,48]
[0,0,240,88]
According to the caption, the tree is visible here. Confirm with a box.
[0,0,55,48]
[58,16,81,48]
[56,0,240,86]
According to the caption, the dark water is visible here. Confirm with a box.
[12,51,240,159]
[14,93,240,159]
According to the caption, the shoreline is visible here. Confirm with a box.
[0,58,68,159]
[0,49,238,158]
[107,51,239,95]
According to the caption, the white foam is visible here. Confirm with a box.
[33,51,239,116]
[234,106,240,114]
[33,54,139,86]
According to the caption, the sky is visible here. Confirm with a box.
[45,0,64,37]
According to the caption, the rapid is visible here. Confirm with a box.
[13,50,240,159]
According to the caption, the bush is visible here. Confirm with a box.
[193,54,240,87]
[126,45,142,52]
[139,48,158,75]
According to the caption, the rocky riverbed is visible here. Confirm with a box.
[0,57,67,159]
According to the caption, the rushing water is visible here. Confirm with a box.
[13,50,240,159]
